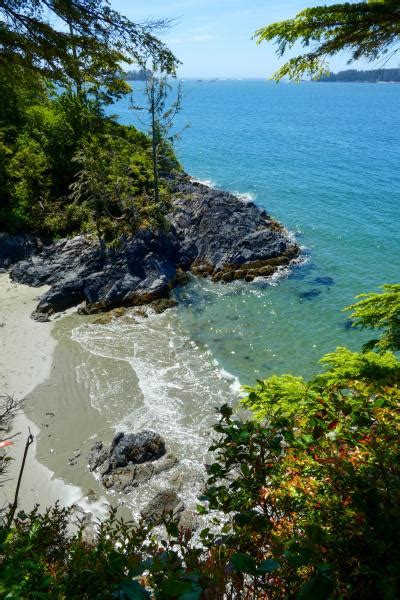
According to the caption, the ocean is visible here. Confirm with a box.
[109,79,400,381]
[29,81,400,515]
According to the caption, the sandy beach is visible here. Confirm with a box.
[0,274,100,514]
[0,271,237,522]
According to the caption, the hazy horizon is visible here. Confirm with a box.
[112,0,400,79]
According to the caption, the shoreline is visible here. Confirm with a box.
[0,274,101,514]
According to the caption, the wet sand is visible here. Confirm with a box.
[0,274,108,516]
[0,272,238,522]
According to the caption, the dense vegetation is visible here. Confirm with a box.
[0,1,181,240]
[319,68,400,83]
[1,286,399,598]
[125,68,150,81]
[0,68,181,239]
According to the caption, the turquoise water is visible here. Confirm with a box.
[40,81,399,512]
[109,80,400,383]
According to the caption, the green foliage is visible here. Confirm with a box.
[69,130,170,240]
[135,71,185,206]
[0,505,217,599]
[205,287,400,597]
[205,353,400,597]
[255,1,400,81]
[6,134,51,230]
[0,1,178,100]
[0,68,181,238]
[0,0,182,239]
[319,67,400,83]
[345,284,400,352]
[243,374,310,419]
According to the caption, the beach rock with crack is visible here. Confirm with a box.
[10,230,179,317]
[2,175,300,316]
[88,431,178,493]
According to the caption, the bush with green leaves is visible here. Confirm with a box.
[203,286,400,598]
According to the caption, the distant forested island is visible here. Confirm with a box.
[318,68,400,82]
[124,67,149,81]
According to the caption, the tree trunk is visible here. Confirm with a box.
[150,84,160,205]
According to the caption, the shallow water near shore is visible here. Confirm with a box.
[24,81,400,514]
[28,307,238,517]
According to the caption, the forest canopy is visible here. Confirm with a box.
[318,67,400,82]
[0,1,181,239]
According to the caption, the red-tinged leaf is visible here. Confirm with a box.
[328,420,339,430]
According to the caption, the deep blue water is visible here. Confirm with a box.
[108,80,400,383]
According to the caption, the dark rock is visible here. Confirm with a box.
[313,276,335,287]
[0,233,44,270]
[141,490,184,526]
[110,431,166,469]
[88,431,176,493]
[170,176,299,280]
[101,453,177,493]
[3,175,300,316]
[299,288,322,301]
[343,319,354,331]
[88,441,108,472]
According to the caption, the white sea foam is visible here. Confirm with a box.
[190,177,217,188]
[71,310,240,517]
[232,191,256,203]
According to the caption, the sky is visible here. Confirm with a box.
[112,0,397,78]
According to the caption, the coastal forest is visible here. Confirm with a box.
[1,1,400,599]
[318,68,400,82]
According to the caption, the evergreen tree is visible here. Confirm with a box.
[255,0,400,80]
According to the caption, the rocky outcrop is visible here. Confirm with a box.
[10,229,179,316]
[0,233,44,272]
[88,431,178,494]
[2,176,299,316]
[170,178,299,282]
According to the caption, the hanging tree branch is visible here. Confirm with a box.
[255,1,400,81]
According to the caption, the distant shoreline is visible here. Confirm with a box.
[317,67,400,84]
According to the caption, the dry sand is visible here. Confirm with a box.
[0,273,104,514]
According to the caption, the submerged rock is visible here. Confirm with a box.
[313,276,335,287]
[89,431,177,493]
[299,288,322,301]
[141,490,184,526]
[2,175,300,316]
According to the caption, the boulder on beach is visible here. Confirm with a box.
[88,431,177,493]
[141,489,184,526]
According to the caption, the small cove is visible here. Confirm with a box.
[25,80,400,514]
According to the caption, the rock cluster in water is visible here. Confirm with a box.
[0,176,299,318]
[89,430,195,527]
[88,431,178,494]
